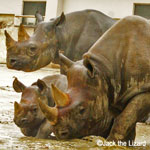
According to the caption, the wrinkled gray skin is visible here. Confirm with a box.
[13,74,67,138]
[6,9,116,72]
[39,16,150,143]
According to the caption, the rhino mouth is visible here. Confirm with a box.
[55,128,71,140]
[14,117,35,128]
[8,63,23,70]
[7,57,25,70]
[14,119,28,128]
[18,123,30,128]
[7,58,36,72]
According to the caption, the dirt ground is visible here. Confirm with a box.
[0,64,150,150]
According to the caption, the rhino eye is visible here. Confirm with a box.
[27,45,37,56]
[79,107,86,115]
[33,107,37,112]
[30,46,36,52]
[31,106,38,113]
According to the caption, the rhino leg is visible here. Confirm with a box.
[145,113,150,125]
[107,93,150,143]
[35,119,53,139]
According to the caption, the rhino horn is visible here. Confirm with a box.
[51,84,70,107]
[5,30,16,49]
[59,53,74,72]
[18,23,30,42]
[14,101,22,114]
[37,98,58,125]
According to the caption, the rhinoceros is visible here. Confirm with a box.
[13,74,67,138]
[37,16,150,143]
[5,9,116,72]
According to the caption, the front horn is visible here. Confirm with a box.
[37,98,58,125]
[5,30,16,49]
[51,84,70,107]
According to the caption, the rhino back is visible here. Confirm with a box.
[83,16,150,106]
[41,74,67,92]
[56,9,116,61]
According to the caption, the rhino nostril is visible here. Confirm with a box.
[21,118,28,124]
[10,58,17,64]
[59,130,69,137]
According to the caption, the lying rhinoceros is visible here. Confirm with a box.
[13,74,67,138]
[37,15,150,143]
[5,9,116,72]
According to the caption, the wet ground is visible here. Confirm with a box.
[0,64,150,150]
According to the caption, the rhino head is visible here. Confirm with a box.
[5,13,65,72]
[38,55,114,139]
[13,77,54,128]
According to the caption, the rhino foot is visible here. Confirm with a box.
[145,113,150,125]
[108,93,150,143]
[107,133,124,143]
[145,119,150,125]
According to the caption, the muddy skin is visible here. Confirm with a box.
[38,61,114,140]
[38,16,150,144]
[13,74,67,139]
[5,9,116,72]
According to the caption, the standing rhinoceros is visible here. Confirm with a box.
[5,9,116,72]
[37,16,150,143]
[13,74,67,138]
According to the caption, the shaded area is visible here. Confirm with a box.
[0,64,150,150]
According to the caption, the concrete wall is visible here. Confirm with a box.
[0,0,46,15]
[45,0,58,21]
[0,14,16,63]
[0,0,22,15]
[62,0,150,18]
[1,0,150,18]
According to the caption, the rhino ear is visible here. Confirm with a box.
[83,59,95,78]
[13,77,26,93]
[35,10,43,23]
[18,23,30,42]
[5,30,16,49]
[54,12,66,26]
[59,53,74,73]
[37,79,47,93]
